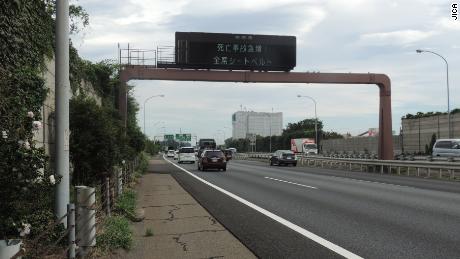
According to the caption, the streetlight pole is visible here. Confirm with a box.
[223,126,231,147]
[270,108,272,153]
[416,49,451,138]
[297,95,318,148]
[143,94,165,137]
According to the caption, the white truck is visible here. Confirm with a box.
[290,138,318,155]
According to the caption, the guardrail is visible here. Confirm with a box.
[235,152,460,162]
[234,153,460,180]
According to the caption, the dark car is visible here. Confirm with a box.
[223,149,233,161]
[198,150,227,171]
[269,150,297,166]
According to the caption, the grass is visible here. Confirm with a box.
[97,216,133,251]
[136,152,150,175]
[145,228,154,237]
[114,189,137,216]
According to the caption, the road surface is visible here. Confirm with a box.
[162,156,460,259]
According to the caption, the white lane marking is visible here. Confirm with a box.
[327,175,412,189]
[235,160,413,189]
[265,176,318,190]
[163,155,363,259]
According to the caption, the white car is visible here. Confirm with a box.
[167,150,175,158]
[432,139,460,157]
[178,147,196,164]
[174,150,179,160]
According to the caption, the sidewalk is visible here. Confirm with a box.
[107,157,256,259]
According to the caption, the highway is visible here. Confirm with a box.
[162,156,460,259]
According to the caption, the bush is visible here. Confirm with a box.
[136,152,149,175]
[97,216,132,251]
[145,228,154,237]
[69,96,123,186]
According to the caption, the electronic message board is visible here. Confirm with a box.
[173,32,296,71]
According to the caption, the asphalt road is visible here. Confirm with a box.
[162,156,460,259]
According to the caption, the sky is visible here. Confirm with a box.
[71,0,460,144]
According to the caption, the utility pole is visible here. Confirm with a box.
[55,0,70,226]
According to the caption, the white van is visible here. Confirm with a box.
[178,147,196,163]
[432,139,460,157]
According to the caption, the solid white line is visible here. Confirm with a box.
[162,155,363,259]
[264,176,318,189]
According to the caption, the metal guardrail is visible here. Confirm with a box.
[234,153,460,180]
[235,152,460,163]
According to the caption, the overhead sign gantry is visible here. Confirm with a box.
[118,32,394,160]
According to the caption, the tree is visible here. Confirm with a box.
[70,96,121,186]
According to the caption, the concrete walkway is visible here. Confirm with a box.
[107,157,256,259]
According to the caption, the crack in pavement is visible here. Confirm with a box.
[199,256,225,259]
[143,193,188,196]
[173,236,188,251]
[170,229,227,252]
[156,229,226,237]
[144,215,216,221]
[141,203,196,208]
[167,205,181,221]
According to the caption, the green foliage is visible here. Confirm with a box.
[69,45,118,96]
[69,96,123,186]
[226,118,327,152]
[136,152,150,175]
[114,190,137,216]
[0,4,55,236]
[403,109,460,119]
[97,216,133,251]
[284,119,323,137]
[145,139,162,155]
[69,57,146,186]
[322,131,344,140]
[124,94,146,159]
[145,228,154,237]
[43,0,89,34]
[0,0,54,73]
[0,0,93,243]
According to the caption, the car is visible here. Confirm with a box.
[432,139,460,157]
[166,150,175,158]
[228,147,237,154]
[223,149,233,161]
[173,150,179,160]
[178,147,196,164]
[270,150,297,166]
[198,149,227,171]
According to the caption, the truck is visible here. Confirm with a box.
[198,139,216,150]
[290,138,318,155]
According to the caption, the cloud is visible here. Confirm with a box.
[436,17,460,31]
[73,0,460,138]
[358,30,437,47]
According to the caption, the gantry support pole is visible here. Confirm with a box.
[118,68,393,160]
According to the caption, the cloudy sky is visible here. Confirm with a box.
[72,0,460,144]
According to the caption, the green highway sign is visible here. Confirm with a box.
[175,133,192,141]
[164,134,174,140]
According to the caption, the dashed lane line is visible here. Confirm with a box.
[264,176,318,189]
[163,155,363,259]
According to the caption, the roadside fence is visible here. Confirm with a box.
[10,160,137,259]
[234,153,460,180]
